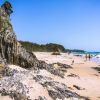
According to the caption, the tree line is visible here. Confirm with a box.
[19,41,85,53]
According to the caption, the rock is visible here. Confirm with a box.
[92,67,100,73]
[0,65,87,100]
[0,1,39,69]
[35,96,47,100]
[0,2,89,100]
[73,85,85,90]
[33,75,85,100]
[0,1,72,78]
[67,73,80,79]
[38,61,72,78]
[44,81,81,99]
[48,62,72,78]
[0,55,6,76]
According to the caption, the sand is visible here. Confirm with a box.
[34,52,100,100]
[0,95,12,100]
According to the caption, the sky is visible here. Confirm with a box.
[0,0,100,51]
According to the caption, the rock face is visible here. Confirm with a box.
[0,2,72,78]
[0,1,39,68]
[0,2,88,100]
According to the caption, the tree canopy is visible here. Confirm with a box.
[19,41,85,53]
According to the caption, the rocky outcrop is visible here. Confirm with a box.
[33,75,83,100]
[0,2,39,68]
[0,1,71,77]
[0,2,89,100]
[0,65,87,100]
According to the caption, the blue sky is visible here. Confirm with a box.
[1,0,100,51]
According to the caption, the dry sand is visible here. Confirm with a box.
[34,52,100,100]
[0,95,12,100]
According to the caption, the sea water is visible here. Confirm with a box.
[72,52,100,64]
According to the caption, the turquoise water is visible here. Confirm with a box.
[72,52,100,55]
[72,52,100,64]
[86,52,100,55]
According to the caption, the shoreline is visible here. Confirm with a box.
[72,53,100,64]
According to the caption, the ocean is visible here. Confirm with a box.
[72,52,100,64]
[72,52,100,55]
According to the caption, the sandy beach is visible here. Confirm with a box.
[1,1,100,100]
[34,52,100,100]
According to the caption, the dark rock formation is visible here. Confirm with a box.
[0,66,86,100]
[0,2,88,100]
[1,1,13,16]
[0,1,40,69]
[33,75,86,100]
[92,67,100,73]
[0,1,71,78]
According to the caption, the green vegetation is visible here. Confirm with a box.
[65,49,86,53]
[19,41,85,53]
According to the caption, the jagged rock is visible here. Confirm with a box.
[38,61,72,78]
[49,62,72,77]
[0,65,87,100]
[0,2,89,100]
[33,75,86,100]
[0,1,40,69]
[0,91,29,100]
[35,96,47,100]
[0,2,71,78]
